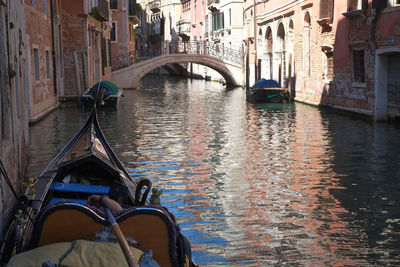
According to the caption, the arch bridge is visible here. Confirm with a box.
[111,41,244,89]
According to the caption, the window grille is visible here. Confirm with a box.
[110,0,117,9]
[353,49,365,83]
[111,22,117,41]
[34,49,40,80]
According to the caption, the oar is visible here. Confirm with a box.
[103,207,139,267]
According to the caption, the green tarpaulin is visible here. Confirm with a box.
[87,81,121,96]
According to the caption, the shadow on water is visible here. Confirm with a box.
[27,76,400,266]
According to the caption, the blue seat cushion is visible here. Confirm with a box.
[48,198,89,206]
[50,182,110,195]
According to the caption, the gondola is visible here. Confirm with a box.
[1,105,196,267]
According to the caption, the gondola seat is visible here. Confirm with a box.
[29,203,106,248]
[28,203,190,267]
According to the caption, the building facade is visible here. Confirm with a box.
[24,0,64,122]
[244,0,400,120]
[110,0,139,69]
[336,0,400,120]
[60,0,112,97]
[206,0,244,50]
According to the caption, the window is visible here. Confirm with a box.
[129,0,136,16]
[319,0,334,19]
[31,0,36,8]
[111,22,117,42]
[46,50,50,78]
[352,49,365,83]
[33,48,40,80]
[389,0,400,6]
[101,37,107,75]
[228,8,231,26]
[303,12,311,77]
[212,12,224,31]
[110,0,118,9]
[322,50,334,81]
[43,0,47,14]
[347,0,367,11]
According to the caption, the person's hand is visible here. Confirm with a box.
[88,195,102,208]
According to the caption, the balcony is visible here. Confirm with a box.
[90,0,109,21]
[177,20,190,39]
[207,0,219,13]
[149,0,160,13]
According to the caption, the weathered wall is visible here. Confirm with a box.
[24,0,58,119]
[0,0,29,239]
[60,0,111,96]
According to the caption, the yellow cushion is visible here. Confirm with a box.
[8,240,144,267]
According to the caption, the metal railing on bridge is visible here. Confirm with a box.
[111,41,243,71]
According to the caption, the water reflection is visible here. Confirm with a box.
[27,76,400,266]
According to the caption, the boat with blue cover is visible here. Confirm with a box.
[246,79,290,103]
[0,106,196,267]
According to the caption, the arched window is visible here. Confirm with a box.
[258,28,263,52]
[265,27,273,79]
[277,23,285,52]
[277,23,285,85]
[303,12,311,77]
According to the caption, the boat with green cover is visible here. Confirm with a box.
[80,80,123,108]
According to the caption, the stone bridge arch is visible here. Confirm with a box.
[111,54,243,89]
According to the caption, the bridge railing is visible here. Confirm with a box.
[112,41,243,71]
[167,41,243,66]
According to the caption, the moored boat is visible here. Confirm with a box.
[0,106,196,267]
[246,79,290,103]
[80,81,123,109]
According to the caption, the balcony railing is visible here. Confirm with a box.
[149,0,160,12]
[111,41,243,71]
[90,0,109,21]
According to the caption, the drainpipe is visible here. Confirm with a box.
[50,0,58,96]
[370,1,381,53]
[253,0,257,83]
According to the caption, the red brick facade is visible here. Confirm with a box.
[60,0,112,96]
[245,0,400,120]
[24,0,58,119]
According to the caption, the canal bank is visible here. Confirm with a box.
[26,76,400,266]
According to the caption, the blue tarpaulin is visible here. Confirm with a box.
[252,79,281,89]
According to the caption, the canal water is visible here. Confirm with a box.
[27,76,400,266]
